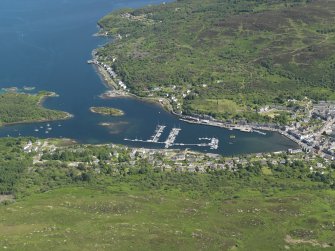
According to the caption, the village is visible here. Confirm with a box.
[179,99,335,161]
[23,135,332,176]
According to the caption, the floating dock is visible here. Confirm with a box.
[148,125,166,142]
[124,125,219,150]
[164,128,181,148]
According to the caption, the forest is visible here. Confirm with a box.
[0,92,70,126]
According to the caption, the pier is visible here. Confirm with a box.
[148,125,166,142]
[164,128,181,148]
[124,125,219,150]
[174,137,219,149]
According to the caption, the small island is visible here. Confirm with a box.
[89,106,124,116]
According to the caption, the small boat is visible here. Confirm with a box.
[230,135,236,139]
[253,129,267,136]
[45,131,49,134]
[47,127,52,131]
[34,128,39,132]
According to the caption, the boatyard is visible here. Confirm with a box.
[124,125,219,150]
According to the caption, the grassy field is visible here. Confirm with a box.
[188,98,243,116]
[1,184,335,250]
[97,0,335,121]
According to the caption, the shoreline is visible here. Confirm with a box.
[92,57,300,143]
[90,48,175,112]
[93,60,175,113]
[1,92,73,128]
[179,117,304,149]
[2,112,73,128]
[90,32,304,154]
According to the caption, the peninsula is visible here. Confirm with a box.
[0,91,72,126]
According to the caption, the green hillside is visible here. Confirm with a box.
[97,0,335,120]
[0,138,335,250]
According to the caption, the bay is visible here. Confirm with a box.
[0,0,298,155]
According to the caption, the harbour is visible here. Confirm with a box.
[125,125,220,150]
[0,0,299,156]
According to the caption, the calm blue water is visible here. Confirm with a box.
[0,0,298,155]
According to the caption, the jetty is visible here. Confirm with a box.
[164,128,181,148]
[148,125,166,142]
[124,125,219,150]
[179,117,254,133]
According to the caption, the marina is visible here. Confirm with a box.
[164,127,181,148]
[148,125,166,142]
[125,125,220,150]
